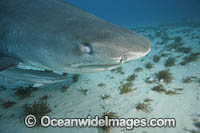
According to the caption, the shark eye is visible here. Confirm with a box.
[82,43,92,54]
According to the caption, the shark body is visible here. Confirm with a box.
[0,0,150,78]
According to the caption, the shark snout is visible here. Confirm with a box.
[119,52,144,63]
[120,39,151,63]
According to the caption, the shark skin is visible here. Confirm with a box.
[0,0,151,74]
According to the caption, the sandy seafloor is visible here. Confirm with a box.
[0,21,200,133]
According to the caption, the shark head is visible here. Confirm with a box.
[0,0,151,74]
[32,2,151,74]
[58,23,151,73]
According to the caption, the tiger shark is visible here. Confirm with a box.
[0,0,151,75]
[0,67,68,87]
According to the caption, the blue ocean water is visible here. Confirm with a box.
[1,0,200,133]
[67,0,200,27]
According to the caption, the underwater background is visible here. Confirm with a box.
[1,0,200,133]
[67,0,200,27]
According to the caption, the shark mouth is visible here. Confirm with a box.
[73,56,125,72]
[77,63,120,69]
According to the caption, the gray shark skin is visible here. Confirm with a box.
[0,0,151,74]
[0,68,67,86]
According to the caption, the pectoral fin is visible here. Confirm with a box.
[0,54,21,71]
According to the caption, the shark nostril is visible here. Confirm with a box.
[120,55,127,64]
[120,52,138,63]
[119,56,124,64]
